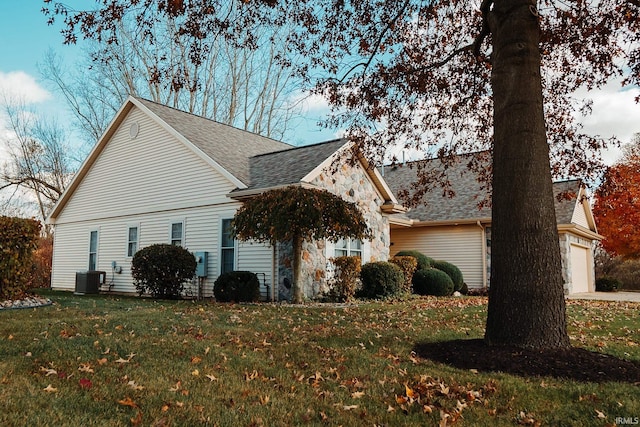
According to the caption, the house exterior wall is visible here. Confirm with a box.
[51,106,275,296]
[558,232,595,294]
[571,201,590,229]
[389,224,485,288]
[276,160,391,300]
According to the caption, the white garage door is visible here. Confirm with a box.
[570,245,590,293]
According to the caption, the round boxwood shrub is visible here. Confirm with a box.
[432,260,464,292]
[131,244,196,299]
[394,250,432,270]
[358,261,405,299]
[214,271,261,302]
[412,268,454,296]
[595,277,620,292]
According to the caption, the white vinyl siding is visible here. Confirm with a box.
[571,200,590,229]
[55,106,236,225]
[390,225,485,288]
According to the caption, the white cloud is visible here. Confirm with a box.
[576,80,640,165]
[0,70,51,104]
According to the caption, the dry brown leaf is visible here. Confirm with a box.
[343,405,359,411]
[169,381,181,392]
[118,397,138,408]
[130,410,143,426]
[43,384,57,393]
[351,391,365,399]
[205,374,218,382]
[78,364,94,373]
[97,358,108,365]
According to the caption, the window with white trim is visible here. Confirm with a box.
[89,230,98,270]
[220,218,235,274]
[335,238,363,258]
[170,222,183,246]
[127,226,139,257]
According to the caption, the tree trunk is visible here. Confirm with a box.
[484,0,570,349]
[292,235,305,304]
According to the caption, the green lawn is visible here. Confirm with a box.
[1,291,638,426]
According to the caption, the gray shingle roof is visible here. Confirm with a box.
[136,98,293,185]
[242,139,347,190]
[383,151,581,224]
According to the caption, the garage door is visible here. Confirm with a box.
[570,245,590,293]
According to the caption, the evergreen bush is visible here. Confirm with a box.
[412,268,454,296]
[214,271,261,302]
[595,277,620,292]
[432,260,464,292]
[131,244,196,299]
[394,250,432,270]
[358,261,405,299]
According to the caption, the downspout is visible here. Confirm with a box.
[477,221,487,288]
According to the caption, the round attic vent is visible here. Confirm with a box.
[129,122,139,139]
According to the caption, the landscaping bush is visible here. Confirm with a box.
[432,260,464,292]
[131,244,196,298]
[459,282,469,295]
[214,271,261,302]
[394,250,432,270]
[0,216,41,299]
[412,268,454,296]
[327,256,361,302]
[26,235,53,290]
[595,277,620,292]
[358,261,405,299]
[390,256,418,294]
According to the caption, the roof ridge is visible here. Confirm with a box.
[133,96,294,149]
[250,138,346,159]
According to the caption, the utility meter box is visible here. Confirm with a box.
[194,251,208,277]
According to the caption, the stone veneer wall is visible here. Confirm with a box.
[277,160,391,300]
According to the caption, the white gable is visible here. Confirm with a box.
[54,105,237,224]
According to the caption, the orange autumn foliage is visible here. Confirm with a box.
[593,157,640,259]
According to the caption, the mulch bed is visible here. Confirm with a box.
[414,339,640,383]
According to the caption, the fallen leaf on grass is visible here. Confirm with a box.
[342,405,359,411]
[79,378,92,389]
[43,384,57,393]
[130,410,142,426]
[115,358,129,364]
[169,381,181,392]
[78,363,94,373]
[97,358,108,366]
[118,397,138,408]
[595,409,606,419]
[205,374,218,382]
[40,367,57,376]
[351,391,365,399]
[128,380,144,391]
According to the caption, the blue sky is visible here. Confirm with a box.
[0,2,639,166]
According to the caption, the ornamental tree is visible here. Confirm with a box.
[593,136,640,259]
[232,186,371,304]
[45,0,639,349]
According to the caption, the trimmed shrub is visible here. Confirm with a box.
[358,261,405,299]
[412,268,454,296]
[390,256,418,294]
[0,216,41,299]
[394,250,432,270]
[131,244,196,299]
[595,277,620,292]
[459,282,469,295]
[327,256,362,302]
[214,271,261,302]
[432,260,464,292]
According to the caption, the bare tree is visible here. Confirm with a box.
[41,8,302,143]
[0,97,74,229]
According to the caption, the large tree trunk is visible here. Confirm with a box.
[484,0,570,349]
[291,235,305,304]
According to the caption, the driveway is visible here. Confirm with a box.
[568,291,640,303]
